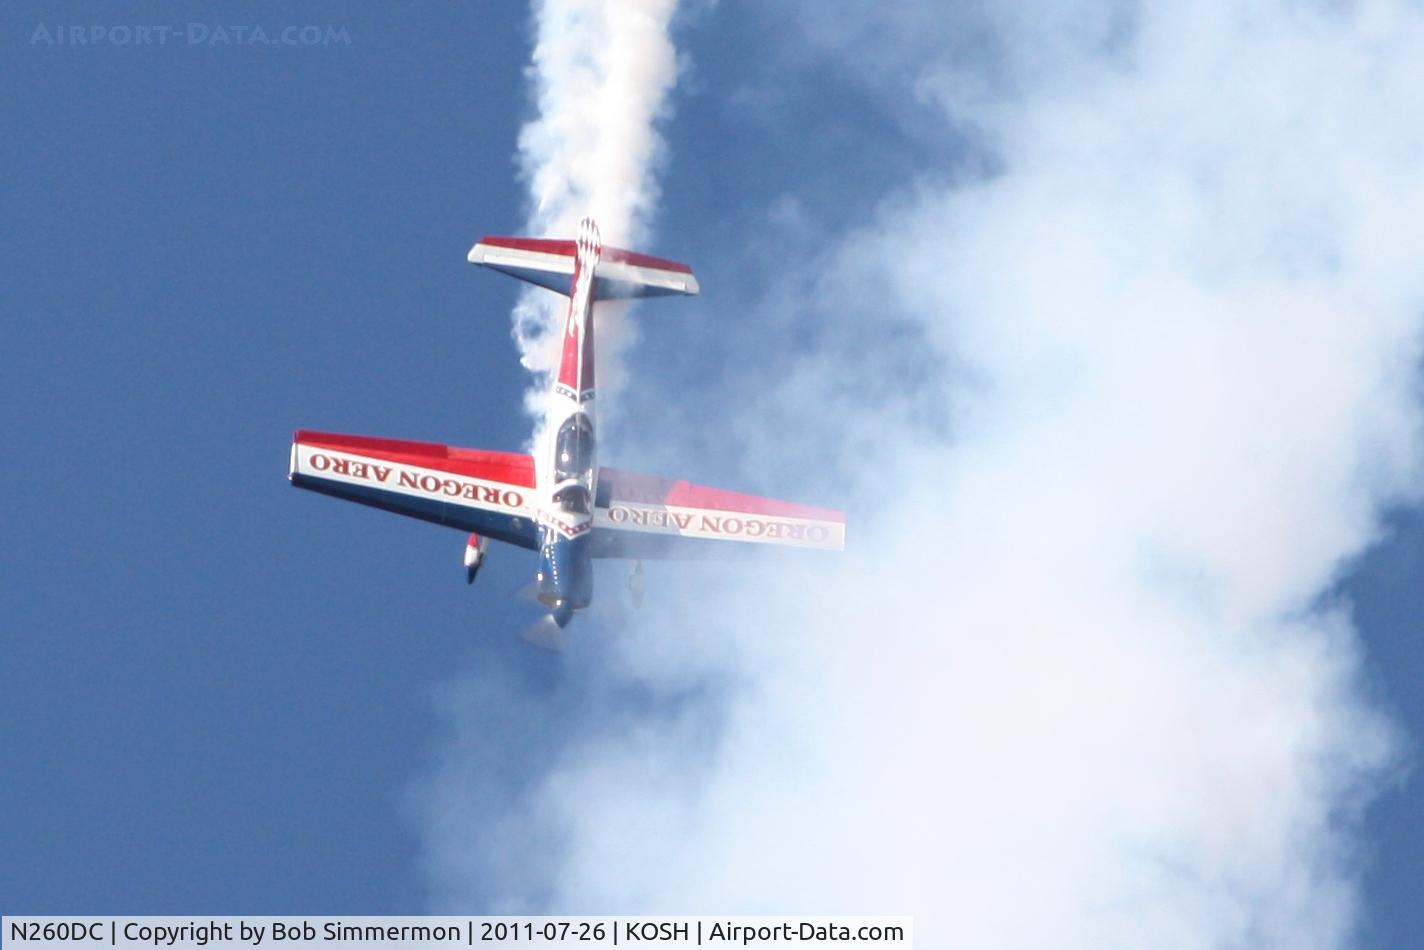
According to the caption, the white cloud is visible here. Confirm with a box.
[511,0,681,405]
[422,2,1424,945]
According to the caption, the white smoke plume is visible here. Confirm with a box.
[422,2,1424,945]
[510,0,681,411]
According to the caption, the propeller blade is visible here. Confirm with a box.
[521,615,567,652]
[511,579,543,604]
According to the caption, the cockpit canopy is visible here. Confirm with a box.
[553,412,595,489]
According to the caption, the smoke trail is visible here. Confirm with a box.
[422,2,1424,945]
[510,0,681,409]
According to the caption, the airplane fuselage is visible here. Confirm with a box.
[535,219,603,626]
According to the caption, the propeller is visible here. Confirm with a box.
[521,615,567,652]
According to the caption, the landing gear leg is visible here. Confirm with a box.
[627,560,645,609]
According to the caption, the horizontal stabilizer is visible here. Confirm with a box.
[469,236,699,299]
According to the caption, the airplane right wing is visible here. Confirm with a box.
[588,467,845,560]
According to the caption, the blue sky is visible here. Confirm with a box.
[3,2,1423,947]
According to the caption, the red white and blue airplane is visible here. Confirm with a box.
[289,219,844,641]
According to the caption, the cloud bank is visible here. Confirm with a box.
[424,3,1424,946]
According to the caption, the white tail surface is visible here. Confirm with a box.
[469,234,698,299]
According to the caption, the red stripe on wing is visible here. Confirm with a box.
[294,430,535,487]
[600,468,844,522]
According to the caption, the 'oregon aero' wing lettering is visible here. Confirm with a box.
[290,431,538,550]
[589,467,846,560]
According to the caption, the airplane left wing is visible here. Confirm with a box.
[588,467,845,559]
[289,431,539,550]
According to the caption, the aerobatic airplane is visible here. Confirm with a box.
[289,219,844,642]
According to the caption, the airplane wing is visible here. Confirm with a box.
[587,467,845,559]
[289,430,539,550]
